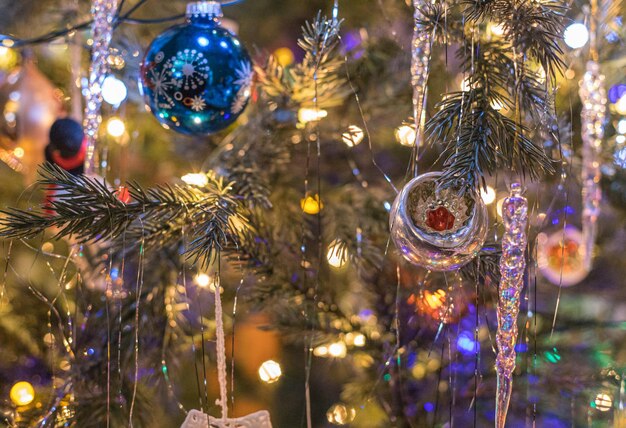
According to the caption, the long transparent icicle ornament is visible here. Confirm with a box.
[411,0,432,145]
[495,183,528,428]
[83,0,118,175]
[579,60,607,271]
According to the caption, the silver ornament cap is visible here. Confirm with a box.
[186,1,223,21]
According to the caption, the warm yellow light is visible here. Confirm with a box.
[13,147,24,159]
[342,125,364,147]
[327,341,347,358]
[313,345,329,357]
[106,117,126,138]
[594,393,612,412]
[395,125,417,147]
[490,98,505,111]
[460,77,472,92]
[10,381,35,406]
[496,197,506,218]
[326,239,348,268]
[258,360,282,384]
[273,47,295,67]
[181,173,209,187]
[352,333,366,347]
[326,403,356,425]
[481,186,496,205]
[490,23,505,37]
[301,194,323,215]
[298,108,327,124]
[0,46,17,69]
[194,273,211,288]
[616,95,626,116]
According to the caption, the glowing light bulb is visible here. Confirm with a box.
[327,341,347,358]
[258,360,282,383]
[352,333,366,347]
[489,23,505,37]
[496,197,506,218]
[326,403,356,425]
[181,173,209,187]
[617,119,626,135]
[194,273,211,288]
[327,239,348,268]
[106,117,126,138]
[301,194,323,215]
[490,98,505,111]
[395,125,417,147]
[594,393,612,412]
[13,147,24,159]
[298,108,327,124]
[101,75,127,106]
[273,47,295,67]
[481,186,496,205]
[616,95,626,116]
[313,345,329,357]
[10,381,35,406]
[563,23,589,49]
[342,125,364,147]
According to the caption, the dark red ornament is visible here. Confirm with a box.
[426,206,455,232]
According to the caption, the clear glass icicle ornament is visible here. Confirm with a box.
[495,183,528,428]
[83,0,118,175]
[410,0,432,146]
[579,60,607,271]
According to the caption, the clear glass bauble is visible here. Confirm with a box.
[389,172,489,271]
[140,1,252,135]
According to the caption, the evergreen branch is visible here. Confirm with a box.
[255,12,350,109]
[0,164,253,268]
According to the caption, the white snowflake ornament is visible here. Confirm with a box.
[181,409,273,428]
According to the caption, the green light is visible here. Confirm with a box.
[544,348,561,364]
[384,374,391,382]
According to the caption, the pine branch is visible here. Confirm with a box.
[255,12,350,109]
[0,164,252,268]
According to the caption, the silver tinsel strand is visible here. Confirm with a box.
[579,60,607,271]
[83,0,118,175]
[495,183,528,428]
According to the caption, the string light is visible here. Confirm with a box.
[617,119,626,135]
[489,23,505,37]
[563,23,589,49]
[106,117,126,138]
[258,360,282,384]
[181,173,209,187]
[194,273,211,288]
[13,147,24,159]
[326,239,348,268]
[352,333,366,347]
[481,186,496,205]
[341,125,364,147]
[301,194,323,215]
[273,47,295,67]
[327,341,347,358]
[101,75,128,106]
[593,393,612,412]
[616,95,626,116]
[326,403,356,425]
[10,381,35,406]
[298,108,327,124]
[395,125,416,147]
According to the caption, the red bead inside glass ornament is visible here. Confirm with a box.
[426,206,455,232]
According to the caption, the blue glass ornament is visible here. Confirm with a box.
[140,1,252,135]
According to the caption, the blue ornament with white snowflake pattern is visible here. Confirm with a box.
[140,1,253,135]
